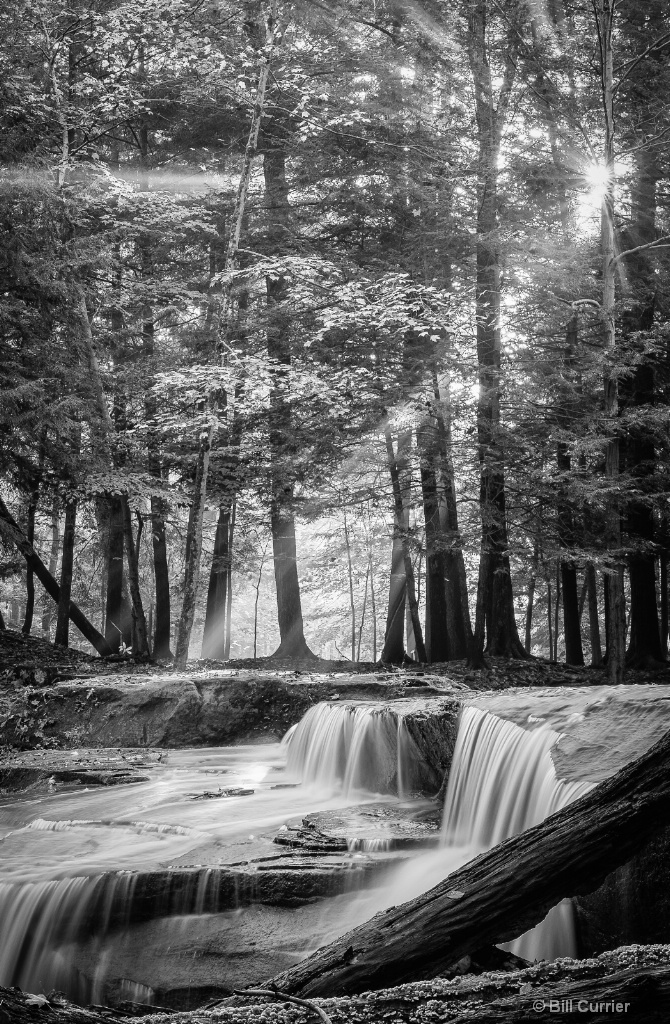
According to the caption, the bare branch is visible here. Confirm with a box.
[612,235,670,266]
[233,988,333,1024]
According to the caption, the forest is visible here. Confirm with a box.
[3,4,670,1022]
[2,0,670,681]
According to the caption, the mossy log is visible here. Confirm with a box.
[267,728,670,997]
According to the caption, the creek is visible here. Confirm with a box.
[0,686,664,1009]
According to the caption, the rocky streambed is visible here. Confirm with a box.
[1,667,670,1014]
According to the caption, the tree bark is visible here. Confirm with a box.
[524,541,538,654]
[621,151,663,667]
[596,0,626,684]
[22,492,37,635]
[269,724,670,997]
[121,497,149,657]
[467,3,525,661]
[41,496,60,637]
[417,415,449,662]
[202,507,231,660]
[174,423,211,667]
[264,148,313,660]
[383,425,426,663]
[343,511,357,661]
[431,368,472,659]
[585,562,603,666]
[103,498,132,650]
[54,499,77,647]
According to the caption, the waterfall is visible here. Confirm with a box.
[441,706,593,960]
[285,702,416,796]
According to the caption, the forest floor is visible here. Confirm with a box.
[2,625,670,692]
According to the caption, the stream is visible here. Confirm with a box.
[2,686,666,1008]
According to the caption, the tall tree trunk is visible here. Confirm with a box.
[224,499,235,660]
[22,432,46,635]
[121,497,149,657]
[381,429,410,664]
[596,0,626,684]
[417,416,449,663]
[546,573,553,660]
[54,499,77,647]
[202,508,230,660]
[661,515,669,659]
[174,424,211,666]
[105,498,132,650]
[142,282,172,659]
[585,562,603,666]
[384,425,427,663]
[431,369,472,658]
[22,492,38,635]
[343,511,357,662]
[264,147,313,660]
[622,151,663,666]
[524,541,538,655]
[467,3,525,661]
[556,315,584,665]
[41,497,60,637]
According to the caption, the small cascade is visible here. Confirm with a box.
[285,702,416,796]
[0,865,243,1004]
[441,706,593,960]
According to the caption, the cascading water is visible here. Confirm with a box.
[296,702,593,963]
[440,706,593,960]
[286,701,418,796]
[0,699,597,1007]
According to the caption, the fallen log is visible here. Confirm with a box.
[268,726,670,997]
[0,494,113,657]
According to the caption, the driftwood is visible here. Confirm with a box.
[267,727,670,997]
[0,495,113,657]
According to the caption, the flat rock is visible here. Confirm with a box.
[0,672,463,751]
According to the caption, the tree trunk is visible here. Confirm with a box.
[381,532,406,663]
[621,152,663,667]
[224,499,235,659]
[467,3,525,661]
[104,498,132,651]
[662,552,668,658]
[383,426,426,664]
[546,574,553,660]
[121,497,149,657]
[344,511,356,662]
[269,725,670,997]
[524,542,538,655]
[596,0,626,684]
[417,416,449,662]
[264,148,313,660]
[431,370,472,658]
[202,507,231,660]
[553,560,561,662]
[41,496,60,637]
[174,423,211,668]
[150,495,172,659]
[22,493,37,634]
[54,499,77,647]
[586,562,603,666]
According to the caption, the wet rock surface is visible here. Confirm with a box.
[0,748,164,794]
[0,671,462,752]
[467,684,670,783]
[296,802,442,851]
